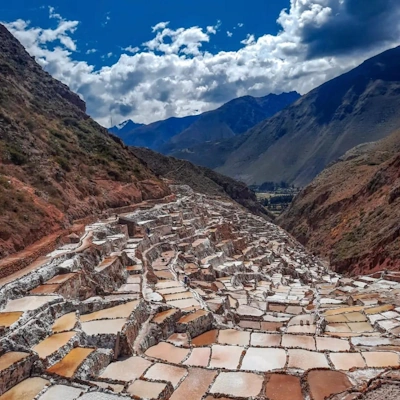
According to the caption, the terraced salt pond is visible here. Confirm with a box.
[2,188,400,399]
[47,348,94,378]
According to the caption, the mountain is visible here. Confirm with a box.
[108,119,144,136]
[116,115,200,151]
[110,92,300,153]
[0,24,174,257]
[0,24,268,257]
[160,92,300,152]
[175,46,400,187]
[131,147,272,219]
[279,128,400,275]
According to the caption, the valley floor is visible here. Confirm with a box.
[1,185,400,399]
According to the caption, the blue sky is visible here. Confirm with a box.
[2,0,289,68]
[2,1,400,126]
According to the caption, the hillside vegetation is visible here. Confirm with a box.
[0,24,170,256]
[280,129,400,275]
[131,147,272,219]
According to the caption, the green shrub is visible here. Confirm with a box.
[7,145,28,165]
[55,156,71,172]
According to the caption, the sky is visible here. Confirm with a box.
[2,0,400,126]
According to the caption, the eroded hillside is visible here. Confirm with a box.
[280,129,400,275]
[0,24,170,256]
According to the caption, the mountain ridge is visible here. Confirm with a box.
[216,45,400,186]
[170,46,400,187]
[109,92,300,153]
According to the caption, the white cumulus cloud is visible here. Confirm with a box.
[3,0,400,127]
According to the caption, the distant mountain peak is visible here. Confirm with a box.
[115,120,131,130]
[109,119,144,135]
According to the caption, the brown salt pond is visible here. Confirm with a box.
[288,349,329,370]
[238,320,261,330]
[155,271,174,280]
[209,371,264,397]
[151,308,178,324]
[0,377,49,400]
[209,345,243,369]
[348,322,374,333]
[47,347,94,378]
[265,374,303,400]
[170,368,217,400]
[0,352,29,372]
[192,330,218,346]
[241,348,286,372]
[269,304,287,313]
[127,380,168,399]
[261,322,284,331]
[52,312,77,333]
[100,356,152,381]
[145,342,190,364]
[251,333,281,347]
[33,332,76,359]
[80,301,138,322]
[30,284,60,295]
[81,319,126,335]
[324,306,365,316]
[307,370,352,400]
[329,352,366,370]
[218,329,250,346]
[45,273,77,285]
[183,347,211,367]
[178,309,208,324]
[0,312,23,328]
[144,363,187,388]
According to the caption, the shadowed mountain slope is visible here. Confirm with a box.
[131,147,272,219]
[108,119,144,136]
[173,46,400,187]
[116,115,200,151]
[218,46,400,186]
[111,92,300,154]
[161,92,300,152]
[280,128,400,275]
